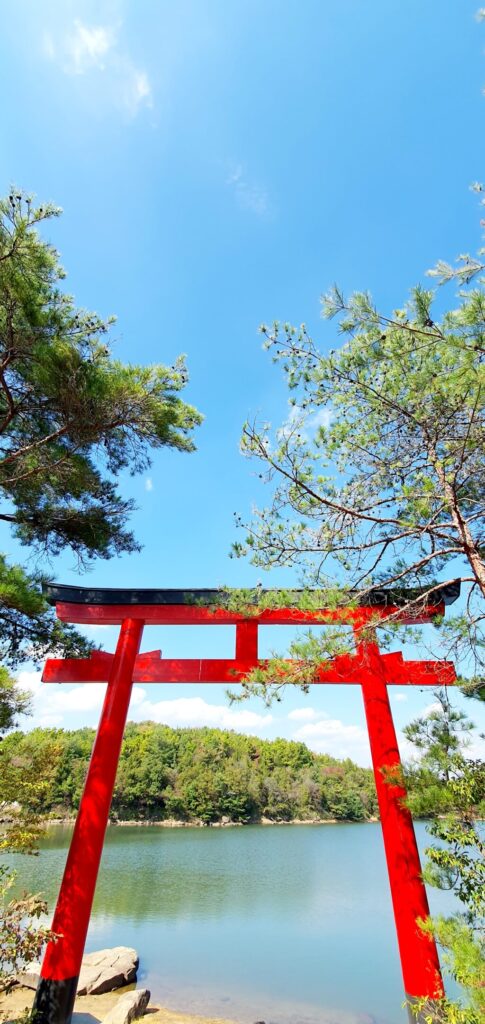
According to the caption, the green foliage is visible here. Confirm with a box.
[232,194,485,1017]
[0,191,201,563]
[213,588,358,703]
[0,665,29,734]
[234,231,485,689]
[0,555,93,669]
[404,692,476,815]
[417,917,485,1024]
[405,697,484,1023]
[229,625,355,705]
[0,730,62,852]
[0,724,379,825]
[0,189,202,670]
[0,189,201,1000]
[239,290,484,596]
[218,586,355,613]
[0,729,61,999]
[0,865,53,996]
[421,757,485,931]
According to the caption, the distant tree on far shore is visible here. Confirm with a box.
[0,724,379,825]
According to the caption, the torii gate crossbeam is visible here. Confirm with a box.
[32,583,460,1024]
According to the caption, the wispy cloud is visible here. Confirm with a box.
[291,708,370,763]
[226,164,269,216]
[42,17,152,117]
[131,694,273,733]
[145,477,154,492]
[18,671,272,736]
[16,671,104,729]
[276,404,304,442]
[277,404,333,443]
[129,70,152,112]
[422,701,443,717]
[288,706,319,722]
[61,20,115,75]
[308,407,333,432]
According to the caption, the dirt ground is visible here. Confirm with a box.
[0,985,237,1024]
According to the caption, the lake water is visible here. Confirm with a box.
[8,823,460,1024]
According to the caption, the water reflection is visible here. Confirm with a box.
[6,823,459,1024]
[16,824,391,922]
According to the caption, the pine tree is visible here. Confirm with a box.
[0,190,202,695]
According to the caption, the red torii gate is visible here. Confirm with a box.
[32,582,460,1024]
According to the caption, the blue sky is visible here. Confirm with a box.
[1,0,485,764]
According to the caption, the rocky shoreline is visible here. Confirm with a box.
[1,948,238,1024]
[0,985,237,1024]
[44,815,379,828]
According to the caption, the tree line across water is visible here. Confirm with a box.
[1,723,379,824]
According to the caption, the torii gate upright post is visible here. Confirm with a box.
[32,583,459,1024]
[358,639,444,1011]
[33,617,144,1024]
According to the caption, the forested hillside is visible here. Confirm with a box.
[0,724,378,824]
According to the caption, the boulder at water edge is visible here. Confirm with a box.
[17,946,139,995]
[78,947,139,994]
[102,988,150,1024]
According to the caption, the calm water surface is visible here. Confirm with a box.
[8,823,460,1024]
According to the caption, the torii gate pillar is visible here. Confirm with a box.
[32,583,459,1024]
[359,641,444,1011]
[33,618,144,1024]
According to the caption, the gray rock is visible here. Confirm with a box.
[102,989,150,1024]
[15,963,41,989]
[17,947,139,995]
[78,947,139,995]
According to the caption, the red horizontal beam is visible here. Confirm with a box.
[42,650,161,683]
[42,649,455,686]
[54,601,445,627]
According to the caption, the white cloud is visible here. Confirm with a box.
[131,695,273,732]
[38,712,64,728]
[40,682,108,714]
[42,17,152,117]
[294,717,370,760]
[118,65,153,117]
[145,477,154,492]
[466,734,485,759]
[393,692,408,703]
[79,623,112,635]
[226,164,269,216]
[16,669,43,696]
[277,404,304,441]
[308,407,333,432]
[290,708,370,763]
[422,701,443,718]
[288,706,319,721]
[63,19,115,74]
[129,69,152,110]
[277,404,333,444]
[18,671,270,738]
[16,679,106,731]
[131,686,148,707]
[17,676,148,731]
